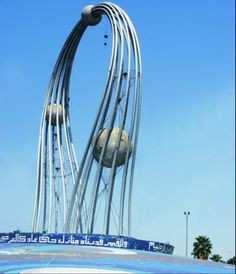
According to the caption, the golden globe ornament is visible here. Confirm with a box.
[46,103,65,126]
[93,128,132,168]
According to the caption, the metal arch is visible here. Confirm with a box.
[32,2,142,236]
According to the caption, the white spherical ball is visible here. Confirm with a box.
[93,128,132,168]
[81,5,102,26]
[46,103,65,126]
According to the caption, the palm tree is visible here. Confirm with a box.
[191,235,212,259]
[210,254,222,262]
[227,256,236,265]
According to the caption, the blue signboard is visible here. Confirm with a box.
[0,232,174,254]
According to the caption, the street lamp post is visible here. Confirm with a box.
[184,211,190,257]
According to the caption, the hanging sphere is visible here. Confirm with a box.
[46,103,65,126]
[93,128,132,168]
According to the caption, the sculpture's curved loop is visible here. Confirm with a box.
[32,2,142,236]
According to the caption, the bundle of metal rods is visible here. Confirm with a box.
[32,2,142,237]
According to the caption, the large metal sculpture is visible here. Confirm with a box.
[32,2,142,236]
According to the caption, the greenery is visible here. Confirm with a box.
[13,229,21,233]
[191,235,212,259]
[210,254,222,262]
[192,235,235,264]
[227,256,236,265]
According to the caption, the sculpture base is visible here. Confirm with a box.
[0,240,233,273]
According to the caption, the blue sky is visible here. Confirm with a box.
[0,0,234,260]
